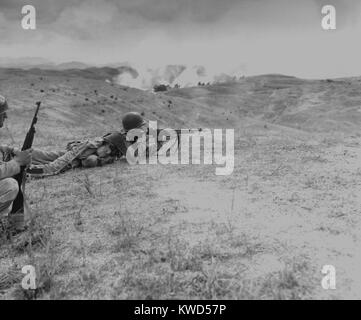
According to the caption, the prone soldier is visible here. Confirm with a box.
[28,111,148,176]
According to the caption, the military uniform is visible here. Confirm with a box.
[27,112,151,176]
[0,95,64,220]
[0,146,64,218]
[0,95,22,219]
[29,132,128,176]
[0,146,22,218]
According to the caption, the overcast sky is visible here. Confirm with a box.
[0,0,361,78]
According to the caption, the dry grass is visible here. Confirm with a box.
[1,70,361,299]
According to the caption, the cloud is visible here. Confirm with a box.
[52,0,119,40]
[0,11,6,24]
[113,0,239,24]
[1,0,361,78]
[1,0,359,43]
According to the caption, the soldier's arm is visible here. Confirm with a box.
[0,160,20,180]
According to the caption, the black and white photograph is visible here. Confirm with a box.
[0,0,360,304]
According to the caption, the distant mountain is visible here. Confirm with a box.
[0,58,247,89]
[0,57,94,70]
[0,57,55,69]
[56,61,92,70]
[101,62,131,69]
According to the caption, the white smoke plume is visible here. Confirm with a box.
[113,63,246,90]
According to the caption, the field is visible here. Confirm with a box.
[1,69,361,299]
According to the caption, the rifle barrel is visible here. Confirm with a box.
[11,102,41,214]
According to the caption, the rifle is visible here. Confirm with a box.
[121,128,203,152]
[11,101,41,214]
[103,128,203,158]
[156,128,202,147]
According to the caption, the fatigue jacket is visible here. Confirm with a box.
[0,146,20,181]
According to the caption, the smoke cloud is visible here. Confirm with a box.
[114,64,247,90]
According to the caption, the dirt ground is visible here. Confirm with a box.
[1,69,361,299]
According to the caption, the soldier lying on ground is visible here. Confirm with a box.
[28,111,193,177]
[27,111,147,177]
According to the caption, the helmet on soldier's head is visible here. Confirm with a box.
[103,132,127,155]
[0,95,8,112]
[122,112,146,132]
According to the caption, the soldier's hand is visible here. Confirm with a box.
[14,149,32,166]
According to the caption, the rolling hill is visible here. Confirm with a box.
[1,68,361,299]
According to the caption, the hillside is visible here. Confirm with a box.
[1,69,361,299]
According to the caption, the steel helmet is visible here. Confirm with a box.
[103,132,128,155]
[122,112,146,132]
